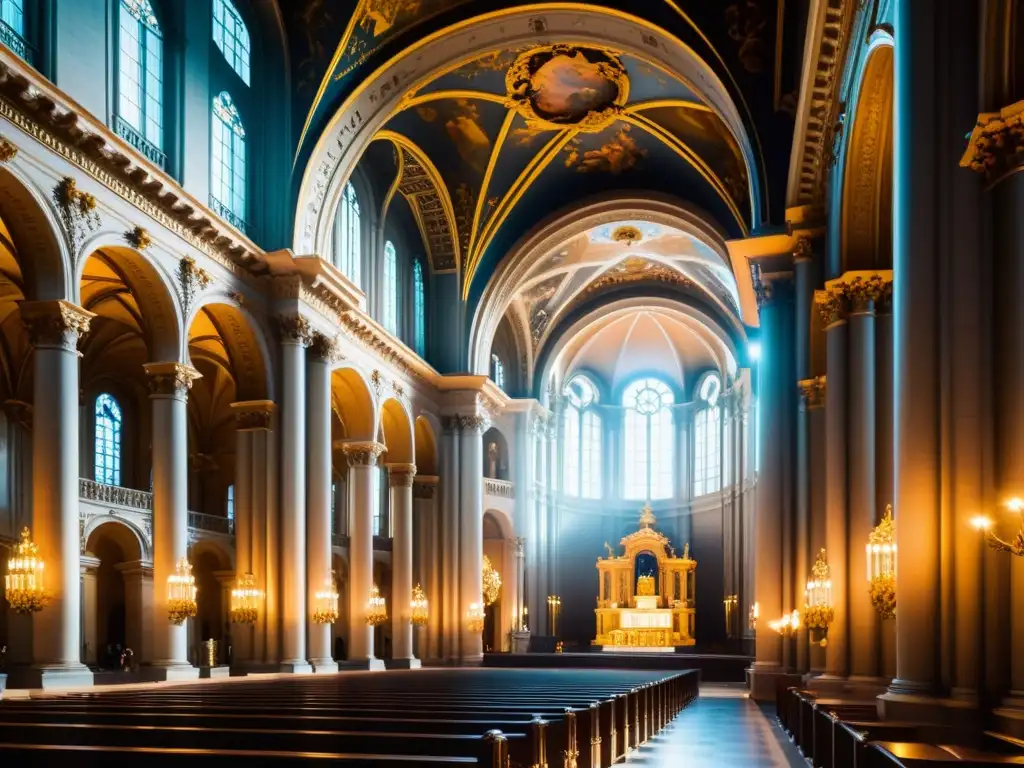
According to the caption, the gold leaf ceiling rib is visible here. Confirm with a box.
[468,109,516,262]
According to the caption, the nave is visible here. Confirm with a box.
[0,668,698,765]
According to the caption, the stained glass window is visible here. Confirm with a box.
[693,374,722,496]
[212,0,250,85]
[413,260,426,356]
[117,0,163,152]
[383,240,397,334]
[335,182,361,285]
[94,394,122,486]
[623,377,674,500]
[562,375,601,498]
[211,91,246,226]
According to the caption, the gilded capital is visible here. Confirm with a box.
[342,441,386,467]
[413,475,439,500]
[277,314,313,346]
[387,463,417,487]
[797,376,826,409]
[960,101,1024,186]
[309,332,342,362]
[231,400,275,431]
[442,413,490,434]
[20,300,94,351]
[814,288,844,326]
[144,362,202,397]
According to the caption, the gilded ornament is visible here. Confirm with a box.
[124,225,153,251]
[166,557,198,625]
[960,100,1024,186]
[0,136,17,163]
[611,225,642,245]
[313,573,340,625]
[411,583,429,627]
[793,236,813,262]
[365,584,388,626]
[178,256,213,313]
[309,332,342,362]
[21,300,94,351]
[5,528,48,614]
[145,362,201,397]
[482,555,502,606]
[277,314,313,346]
[52,176,101,254]
[804,548,834,647]
[814,288,844,326]
[343,442,386,467]
[230,572,262,625]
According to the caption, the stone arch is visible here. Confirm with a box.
[331,364,376,442]
[482,426,510,481]
[379,396,414,466]
[84,516,149,562]
[190,539,234,661]
[840,37,894,273]
[293,6,762,257]
[413,415,438,476]
[187,297,274,403]
[84,519,147,667]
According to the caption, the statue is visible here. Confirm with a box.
[487,441,499,478]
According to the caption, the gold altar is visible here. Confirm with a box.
[594,504,697,649]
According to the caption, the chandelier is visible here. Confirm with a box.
[866,505,896,619]
[804,549,834,647]
[482,555,501,606]
[467,601,485,633]
[411,583,429,627]
[972,497,1024,556]
[365,584,387,626]
[5,528,47,614]
[768,610,800,637]
[167,557,198,625]
[230,572,261,625]
[749,601,759,630]
[313,573,339,625]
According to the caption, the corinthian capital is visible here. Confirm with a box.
[814,288,844,326]
[387,463,417,487]
[961,101,1024,186]
[797,376,826,409]
[277,314,313,346]
[342,441,385,467]
[309,332,342,362]
[231,400,275,431]
[20,300,94,351]
[144,362,202,397]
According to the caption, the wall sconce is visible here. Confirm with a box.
[768,610,800,637]
[749,601,759,630]
[5,528,47,614]
[482,555,502,606]
[804,549,834,647]
[723,594,738,637]
[972,497,1024,556]
[313,574,339,625]
[230,571,261,625]
[866,505,897,619]
[365,584,387,627]
[547,595,562,637]
[167,557,198,625]
[467,602,485,633]
[411,583,429,627]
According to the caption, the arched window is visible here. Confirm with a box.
[226,484,235,521]
[693,374,722,497]
[0,1,30,62]
[211,91,246,230]
[491,354,506,391]
[335,182,362,285]
[94,394,123,486]
[562,375,601,498]
[116,0,164,164]
[623,377,674,500]
[382,240,398,334]
[413,260,426,356]
[212,0,250,85]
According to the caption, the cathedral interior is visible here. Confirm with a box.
[0,0,1019,765]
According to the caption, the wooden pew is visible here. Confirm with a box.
[864,741,1024,766]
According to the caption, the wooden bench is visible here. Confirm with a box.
[865,742,1024,767]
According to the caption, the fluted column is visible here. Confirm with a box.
[413,476,439,660]
[343,442,385,670]
[19,301,94,688]
[144,361,200,680]
[306,334,338,674]
[458,414,487,663]
[277,316,312,673]
[389,462,419,667]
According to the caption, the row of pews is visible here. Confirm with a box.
[777,685,1024,767]
[0,668,698,766]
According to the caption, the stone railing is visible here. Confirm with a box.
[484,478,515,500]
[188,510,234,536]
[79,478,153,510]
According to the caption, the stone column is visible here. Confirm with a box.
[749,274,795,699]
[389,462,419,667]
[816,287,848,684]
[803,377,828,674]
[343,442,385,670]
[277,315,312,673]
[306,334,338,674]
[439,420,460,661]
[515,536,526,631]
[874,291,897,681]
[19,301,94,688]
[793,238,815,674]
[458,414,487,664]
[231,416,253,664]
[117,560,153,666]
[413,476,439,661]
[80,555,100,666]
[143,361,200,681]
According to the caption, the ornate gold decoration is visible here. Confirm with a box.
[866,505,897,619]
[584,257,692,296]
[768,610,800,637]
[482,555,502,606]
[178,256,213,313]
[370,369,384,392]
[467,601,486,633]
[365,584,388,626]
[52,177,100,254]
[611,225,642,245]
[388,463,417,487]
[804,549,834,647]
[20,300,94,351]
[814,288,843,326]
[972,497,1024,556]
[124,226,153,251]
[0,136,17,162]
[232,400,274,431]
[5,528,48,614]
[309,332,342,362]
[505,45,629,133]
[167,557,198,625]
[343,442,386,467]
[145,362,201,397]
[277,314,313,346]
[411,583,429,627]
[230,572,261,625]
[961,100,1024,186]
[636,575,655,597]
[313,573,340,624]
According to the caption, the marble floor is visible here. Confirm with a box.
[627,685,804,767]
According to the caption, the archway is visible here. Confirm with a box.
[189,541,233,666]
[482,426,509,480]
[483,510,517,653]
[84,521,145,669]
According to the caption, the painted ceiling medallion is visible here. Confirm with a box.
[612,225,643,245]
[504,45,629,133]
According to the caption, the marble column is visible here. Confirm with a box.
[231,413,253,664]
[749,274,795,699]
[278,316,312,673]
[413,476,439,661]
[458,414,487,664]
[143,361,200,680]
[343,442,386,670]
[389,462,419,667]
[793,239,815,674]
[874,293,897,682]
[80,555,100,666]
[803,377,828,674]
[305,335,338,674]
[515,536,526,631]
[19,301,94,688]
[439,421,460,661]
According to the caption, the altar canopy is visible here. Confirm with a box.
[594,504,697,649]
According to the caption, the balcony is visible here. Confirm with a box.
[484,478,514,499]
[113,115,167,170]
[0,20,36,66]
[210,197,249,235]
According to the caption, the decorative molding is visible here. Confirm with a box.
[231,400,275,431]
[387,463,417,487]
[370,369,384,393]
[309,332,342,362]
[79,478,153,511]
[277,314,313,346]
[144,362,201,397]
[392,380,405,400]
[961,100,1024,187]
[124,225,153,251]
[178,256,213,314]
[0,135,17,162]
[342,442,386,467]
[52,176,100,256]
[20,299,94,351]
[484,478,515,500]
[814,288,843,326]
[337,310,432,382]
[457,414,489,434]
[817,271,893,322]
